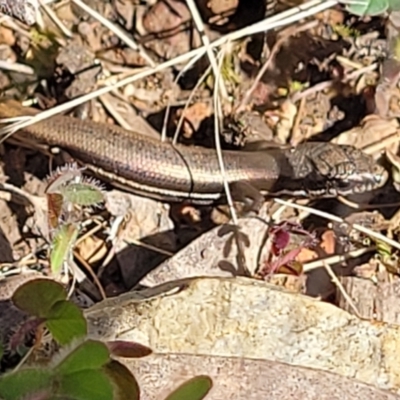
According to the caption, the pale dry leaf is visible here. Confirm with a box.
[0,0,38,25]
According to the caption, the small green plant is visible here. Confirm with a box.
[332,24,360,38]
[45,164,105,275]
[288,80,309,94]
[0,279,213,400]
[11,279,87,345]
[0,340,127,400]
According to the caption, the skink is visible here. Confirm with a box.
[0,100,388,204]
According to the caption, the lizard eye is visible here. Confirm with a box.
[335,179,355,193]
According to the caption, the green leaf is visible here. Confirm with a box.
[0,369,53,400]
[103,360,140,400]
[56,340,110,375]
[390,0,400,10]
[54,341,113,400]
[60,182,105,207]
[12,279,66,318]
[164,376,212,400]
[346,0,388,15]
[46,300,87,345]
[58,370,113,400]
[50,223,79,275]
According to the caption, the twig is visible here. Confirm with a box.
[214,50,238,225]
[273,198,400,252]
[71,0,155,67]
[38,0,72,38]
[0,0,339,139]
[73,250,106,300]
[160,50,207,143]
[337,195,400,210]
[0,60,35,75]
[238,20,318,112]
[99,94,135,131]
[323,261,363,319]
[291,63,378,103]
[303,246,375,271]
[172,63,212,145]
[186,0,228,98]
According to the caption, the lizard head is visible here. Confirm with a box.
[282,143,388,198]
